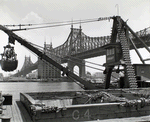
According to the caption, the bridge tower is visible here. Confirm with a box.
[67,25,86,77]
[21,56,33,71]
[17,56,34,76]
[38,42,61,79]
[67,58,85,77]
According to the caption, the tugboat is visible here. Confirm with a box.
[1,44,18,71]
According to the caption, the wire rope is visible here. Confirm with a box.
[4,18,100,27]
[7,17,112,31]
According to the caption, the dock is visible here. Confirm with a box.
[1,100,32,122]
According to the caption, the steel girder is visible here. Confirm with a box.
[52,27,150,62]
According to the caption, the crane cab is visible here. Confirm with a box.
[1,44,18,71]
[103,43,122,65]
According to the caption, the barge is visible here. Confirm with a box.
[20,88,150,122]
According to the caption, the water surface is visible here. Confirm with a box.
[0,82,83,100]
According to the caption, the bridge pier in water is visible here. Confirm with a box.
[67,58,85,78]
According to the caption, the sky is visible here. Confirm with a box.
[0,0,149,76]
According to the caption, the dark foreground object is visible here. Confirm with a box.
[20,88,150,122]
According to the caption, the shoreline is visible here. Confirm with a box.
[0,77,74,82]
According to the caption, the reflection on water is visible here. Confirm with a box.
[0,82,83,100]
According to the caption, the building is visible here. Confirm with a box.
[92,72,104,83]
[38,42,61,79]
[26,70,38,79]
[0,73,3,81]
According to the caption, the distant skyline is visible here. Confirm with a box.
[0,0,149,76]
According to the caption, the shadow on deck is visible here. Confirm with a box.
[2,101,32,122]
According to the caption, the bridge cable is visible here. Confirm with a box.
[64,55,104,67]
[42,51,105,71]
[43,50,105,72]
[43,50,118,79]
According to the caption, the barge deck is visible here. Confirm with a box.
[2,100,32,122]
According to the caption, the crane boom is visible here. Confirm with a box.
[0,25,97,90]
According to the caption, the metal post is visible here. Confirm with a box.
[123,20,150,54]
[129,38,145,64]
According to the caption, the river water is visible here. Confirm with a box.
[0,82,83,100]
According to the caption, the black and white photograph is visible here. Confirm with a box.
[0,0,149,121]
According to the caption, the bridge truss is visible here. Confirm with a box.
[53,23,150,62]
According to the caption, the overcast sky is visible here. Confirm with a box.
[0,0,149,76]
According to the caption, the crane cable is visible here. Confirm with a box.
[4,17,113,31]
[41,49,118,79]
[4,17,105,27]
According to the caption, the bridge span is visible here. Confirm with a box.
[54,26,150,62]
[13,26,150,77]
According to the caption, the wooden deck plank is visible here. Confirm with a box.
[15,101,33,122]
[12,101,23,122]
[1,105,14,122]
[1,100,33,122]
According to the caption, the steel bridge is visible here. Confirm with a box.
[13,25,150,77]
[54,26,150,62]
